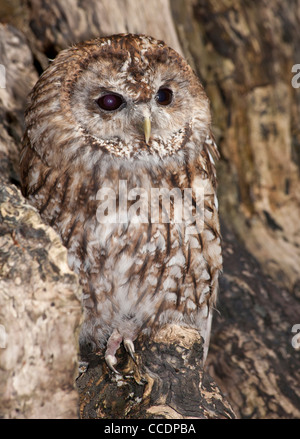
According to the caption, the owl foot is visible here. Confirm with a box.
[104,330,136,374]
[123,338,136,363]
[105,329,123,374]
[105,353,120,374]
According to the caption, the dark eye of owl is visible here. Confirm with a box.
[155,88,173,106]
[96,93,125,111]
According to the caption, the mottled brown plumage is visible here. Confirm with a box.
[20,34,222,372]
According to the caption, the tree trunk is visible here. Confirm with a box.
[171,0,300,294]
[0,23,82,418]
[0,0,299,419]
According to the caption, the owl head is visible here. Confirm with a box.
[24,34,211,167]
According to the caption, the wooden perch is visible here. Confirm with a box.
[76,325,235,419]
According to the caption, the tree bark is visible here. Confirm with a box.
[209,222,300,419]
[0,22,80,419]
[76,325,235,419]
[0,0,299,419]
[171,0,300,294]
[0,176,82,418]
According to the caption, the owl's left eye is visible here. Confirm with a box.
[155,88,173,106]
[96,93,125,111]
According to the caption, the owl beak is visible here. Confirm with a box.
[143,117,151,145]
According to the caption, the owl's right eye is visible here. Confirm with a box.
[155,88,173,106]
[96,93,125,111]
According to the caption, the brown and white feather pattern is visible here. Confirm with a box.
[20,34,222,368]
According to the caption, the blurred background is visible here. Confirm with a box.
[0,0,299,418]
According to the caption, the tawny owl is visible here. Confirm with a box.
[20,34,222,373]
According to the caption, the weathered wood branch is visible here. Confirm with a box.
[77,325,235,419]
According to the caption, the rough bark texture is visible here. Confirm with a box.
[77,325,235,419]
[0,22,81,419]
[0,177,82,418]
[0,0,299,419]
[210,223,300,419]
[171,0,300,294]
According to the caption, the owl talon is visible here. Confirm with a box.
[105,354,121,374]
[104,329,123,373]
[124,338,136,363]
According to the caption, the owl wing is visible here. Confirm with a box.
[196,132,222,363]
[20,132,40,197]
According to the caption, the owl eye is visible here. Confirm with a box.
[96,93,125,111]
[155,88,173,106]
